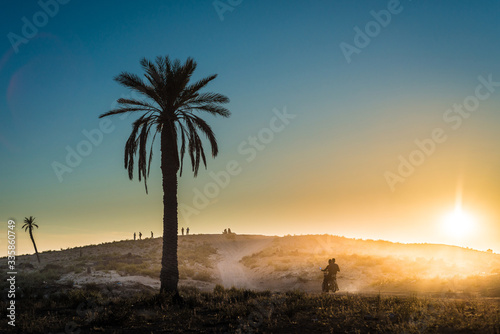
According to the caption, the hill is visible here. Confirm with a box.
[2,234,499,297]
[2,234,500,333]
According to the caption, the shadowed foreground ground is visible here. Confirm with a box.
[2,284,499,333]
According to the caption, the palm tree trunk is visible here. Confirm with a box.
[29,230,40,263]
[159,124,179,293]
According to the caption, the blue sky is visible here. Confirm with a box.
[1,0,500,254]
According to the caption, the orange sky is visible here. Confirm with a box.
[1,1,500,256]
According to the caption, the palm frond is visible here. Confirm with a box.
[184,75,217,98]
[189,104,231,117]
[180,113,218,158]
[114,72,164,108]
[140,58,164,96]
[99,106,150,118]
[187,92,230,105]
[117,98,161,113]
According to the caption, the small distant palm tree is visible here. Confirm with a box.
[100,56,230,293]
[23,216,40,263]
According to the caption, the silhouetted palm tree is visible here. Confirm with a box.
[100,56,230,293]
[23,216,40,263]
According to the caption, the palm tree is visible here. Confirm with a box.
[99,56,230,293]
[23,216,40,263]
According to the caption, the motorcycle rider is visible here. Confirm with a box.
[322,258,340,292]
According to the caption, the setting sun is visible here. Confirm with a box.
[442,205,475,238]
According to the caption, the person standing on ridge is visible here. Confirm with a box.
[139,232,142,240]
[181,227,184,236]
[186,227,190,235]
[134,232,136,240]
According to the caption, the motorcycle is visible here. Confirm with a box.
[320,267,339,293]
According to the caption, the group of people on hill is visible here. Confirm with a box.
[132,228,192,239]
[222,228,233,234]
[133,231,153,240]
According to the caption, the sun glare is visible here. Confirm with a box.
[442,205,475,238]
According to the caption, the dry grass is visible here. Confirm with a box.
[1,284,499,333]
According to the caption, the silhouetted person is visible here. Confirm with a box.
[223,228,227,234]
[151,231,153,238]
[321,259,332,292]
[181,227,184,236]
[186,227,190,235]
[330,258,340,276]
[134,232,136,240]
[139,232,142,240]
[322,258,340,292]
[228,228,232,234]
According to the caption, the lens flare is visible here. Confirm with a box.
[442,205,475,238]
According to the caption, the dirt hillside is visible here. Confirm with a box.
[3,234,499,297]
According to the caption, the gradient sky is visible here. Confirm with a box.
[1,0,500,255]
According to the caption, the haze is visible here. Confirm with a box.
[1,0,499,255]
